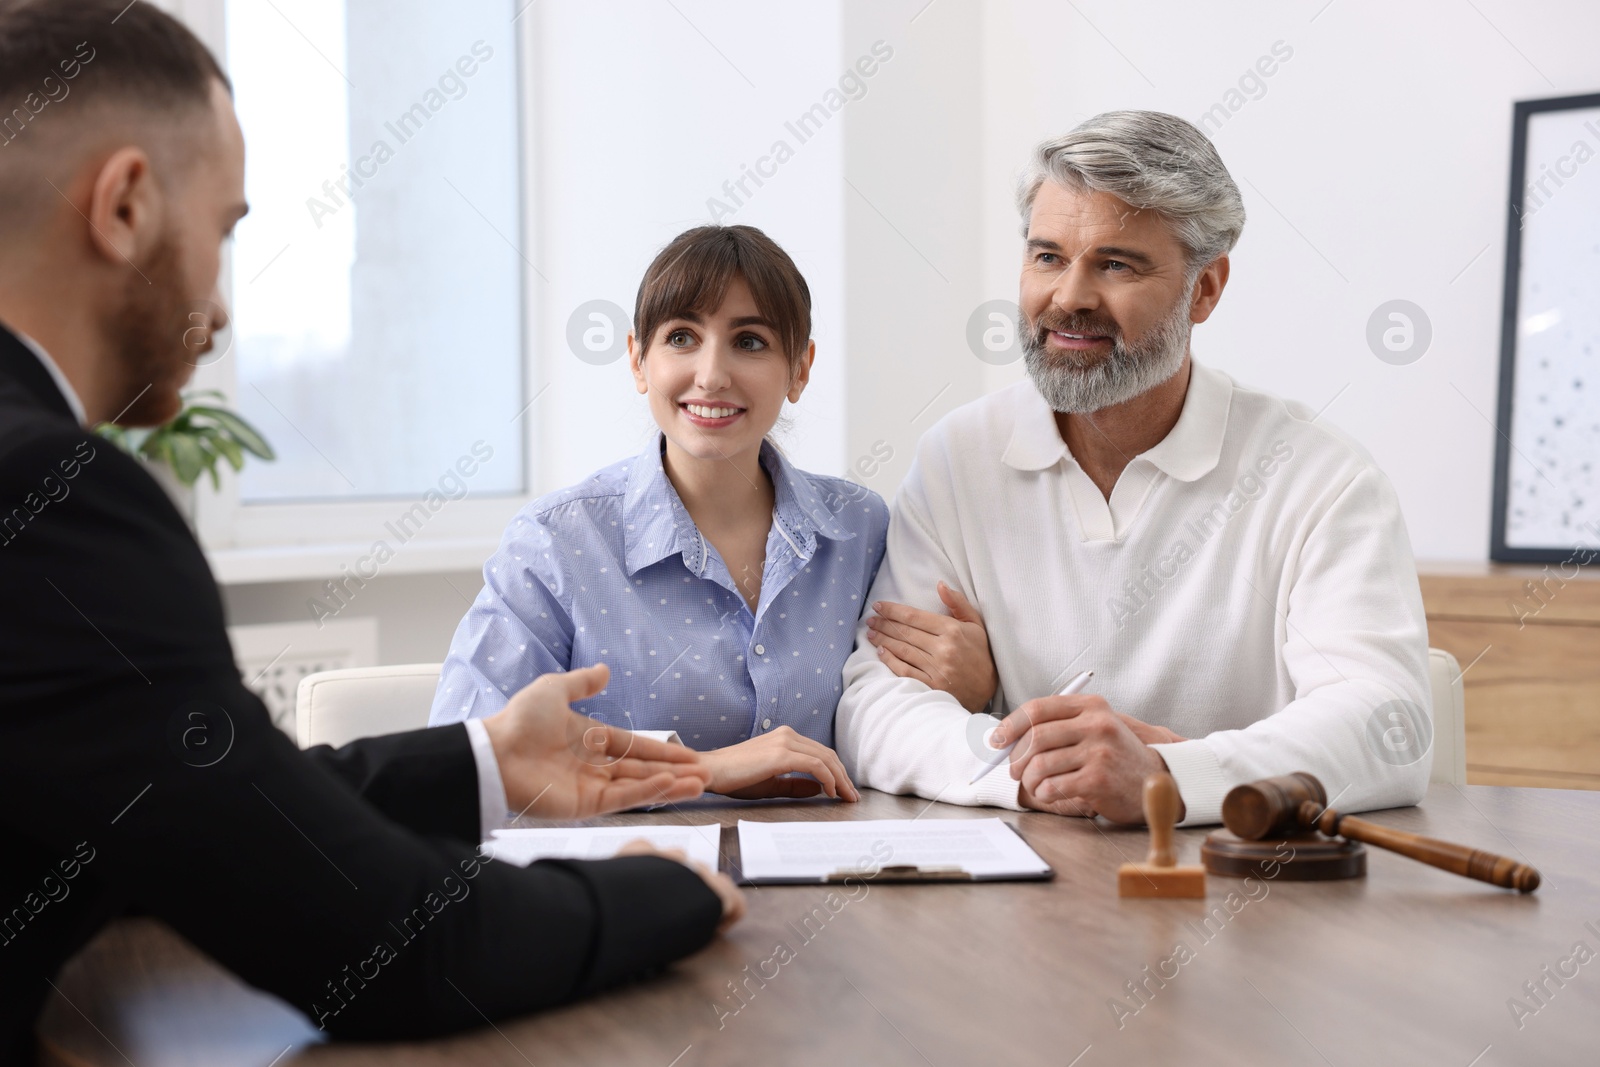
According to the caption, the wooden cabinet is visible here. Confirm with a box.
[1418,562,1600,790]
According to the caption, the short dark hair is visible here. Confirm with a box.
[634,225,812,374]
[0,0,228,146]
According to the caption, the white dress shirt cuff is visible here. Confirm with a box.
[1151,739,1228,827]
[464,718,509,839]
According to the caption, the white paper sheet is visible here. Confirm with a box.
[736,818,1050,882]
[486,824,722,872]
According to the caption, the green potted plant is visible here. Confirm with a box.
[98,389,275,521]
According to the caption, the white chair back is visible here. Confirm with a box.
[294,663,442,749]
[1427,647,1468,785]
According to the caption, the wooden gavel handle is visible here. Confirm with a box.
[1298,802,1540,892]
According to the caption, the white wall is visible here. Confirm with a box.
[218,0,1592,661]
[530,0,847,490]
[222,571,482,665]
[974,0,1600,561]
[841,0,986,491]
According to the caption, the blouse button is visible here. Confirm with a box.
[762,718,773,730]
[753,643,766,656]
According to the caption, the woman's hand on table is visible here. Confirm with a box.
[617,839,747,932]
[867,581,998,712]
[698,727,861,802]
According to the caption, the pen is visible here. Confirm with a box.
[967,670,1094,785]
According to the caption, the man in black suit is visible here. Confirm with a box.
[0,1,744,1060]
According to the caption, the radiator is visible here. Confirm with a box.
[227,618,380,736]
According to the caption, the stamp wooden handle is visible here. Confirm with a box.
[1143,773,1179,867]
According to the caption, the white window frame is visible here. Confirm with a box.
[173,0,542,582]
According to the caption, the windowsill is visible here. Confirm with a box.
[207,537,498,586]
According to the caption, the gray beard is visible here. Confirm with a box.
[1021,287,1193,414]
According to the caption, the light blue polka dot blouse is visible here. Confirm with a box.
[429,434,889,750]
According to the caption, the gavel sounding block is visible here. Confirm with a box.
[1201,830,1366,881]
[1118,772,1206,898]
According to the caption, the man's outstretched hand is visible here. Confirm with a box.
[482,664,712,819]
[990,694,1183,824]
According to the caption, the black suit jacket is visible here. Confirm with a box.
[0,325,721,1062]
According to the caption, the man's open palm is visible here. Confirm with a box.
[483,664,712,819]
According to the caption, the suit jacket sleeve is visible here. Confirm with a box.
[0,427,722,1041]
[300,726,481,845]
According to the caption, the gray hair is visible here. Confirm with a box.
[1016,110,1245,276]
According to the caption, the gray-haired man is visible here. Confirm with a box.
[842,110,1432,826]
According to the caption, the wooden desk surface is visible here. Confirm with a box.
[38,785,1600,1067]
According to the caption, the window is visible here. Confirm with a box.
[199,0,529,554]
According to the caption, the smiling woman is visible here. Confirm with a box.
[429,225,995,801]
[627,226,818,615]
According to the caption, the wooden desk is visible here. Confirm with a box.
[39,786,1600,1067]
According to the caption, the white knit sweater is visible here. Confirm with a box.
[835,360,1433,826]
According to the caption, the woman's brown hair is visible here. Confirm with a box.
[633,225,812,376]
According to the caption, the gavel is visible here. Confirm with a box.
[1222,772,1541,893]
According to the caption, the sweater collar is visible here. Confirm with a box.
[1002,358,1231,483]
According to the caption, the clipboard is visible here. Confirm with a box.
[731,818,1055,885]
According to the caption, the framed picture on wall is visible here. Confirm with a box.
[1491,90,1600,562]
